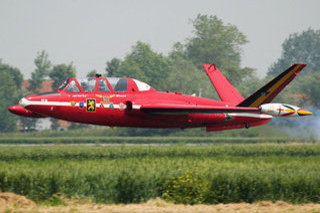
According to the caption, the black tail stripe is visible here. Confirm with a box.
[237,65,296,107]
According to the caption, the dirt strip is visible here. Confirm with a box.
[1,193,320,213]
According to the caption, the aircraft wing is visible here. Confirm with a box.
[202,64,244,104]
[140,104,259,115]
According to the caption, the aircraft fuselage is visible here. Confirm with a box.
[13,90,271,131]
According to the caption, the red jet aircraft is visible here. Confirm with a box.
[9,63,312,132]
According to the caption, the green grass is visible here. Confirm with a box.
[0,136,294,144]
[0,144,319,204]
[0,123,314,144]
[0,124,292,138]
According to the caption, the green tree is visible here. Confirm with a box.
[28,50,51,92]
[113,42,172,90]
[0,60,23,88]
[268,29,320,76]
[167,54,216,98]
[106,58,121,76]
[0,60,23,132]
[295,72,320,107]
[267,29,320,106]
[86,70,98,77]
[49,63,76,89]
[181,14,254,87]
[104,15,256,99]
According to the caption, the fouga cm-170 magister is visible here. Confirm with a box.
[9,63,312,132]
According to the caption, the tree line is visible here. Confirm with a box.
[1,14,319,132]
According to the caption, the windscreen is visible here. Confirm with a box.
[58,79,71,90]
[78,78,96,92]
[98,78,111,92]
[107,77,128,92]
[64,80,80,93]
[133,79,151,91]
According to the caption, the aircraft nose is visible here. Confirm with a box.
[8,104,46,118]
[8,105,28,116]
[297,108,312,116]
[8,105,18,114]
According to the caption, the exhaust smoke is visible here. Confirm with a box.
[271,107,319,141]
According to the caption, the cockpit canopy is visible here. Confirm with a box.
[57,77,153,93]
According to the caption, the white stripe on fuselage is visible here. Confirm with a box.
[21,98,142,110]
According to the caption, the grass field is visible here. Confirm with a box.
[0,143,319,205]
[0,136,294,144]
[1,124,313,144]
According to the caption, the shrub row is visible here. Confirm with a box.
[0,144,319,204]
[0,144,319,161]
[0,156,319,204]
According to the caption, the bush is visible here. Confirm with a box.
[163,170,207,204]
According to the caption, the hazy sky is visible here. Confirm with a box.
[1,0,320,79]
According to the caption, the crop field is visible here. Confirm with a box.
[0,143,319,206]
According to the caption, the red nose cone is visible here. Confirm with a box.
[8,105,46,118]
[8,105,22,115]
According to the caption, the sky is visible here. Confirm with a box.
[1,0,320,79]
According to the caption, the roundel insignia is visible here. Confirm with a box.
[109,103,114,110]
[119,102,126,110]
